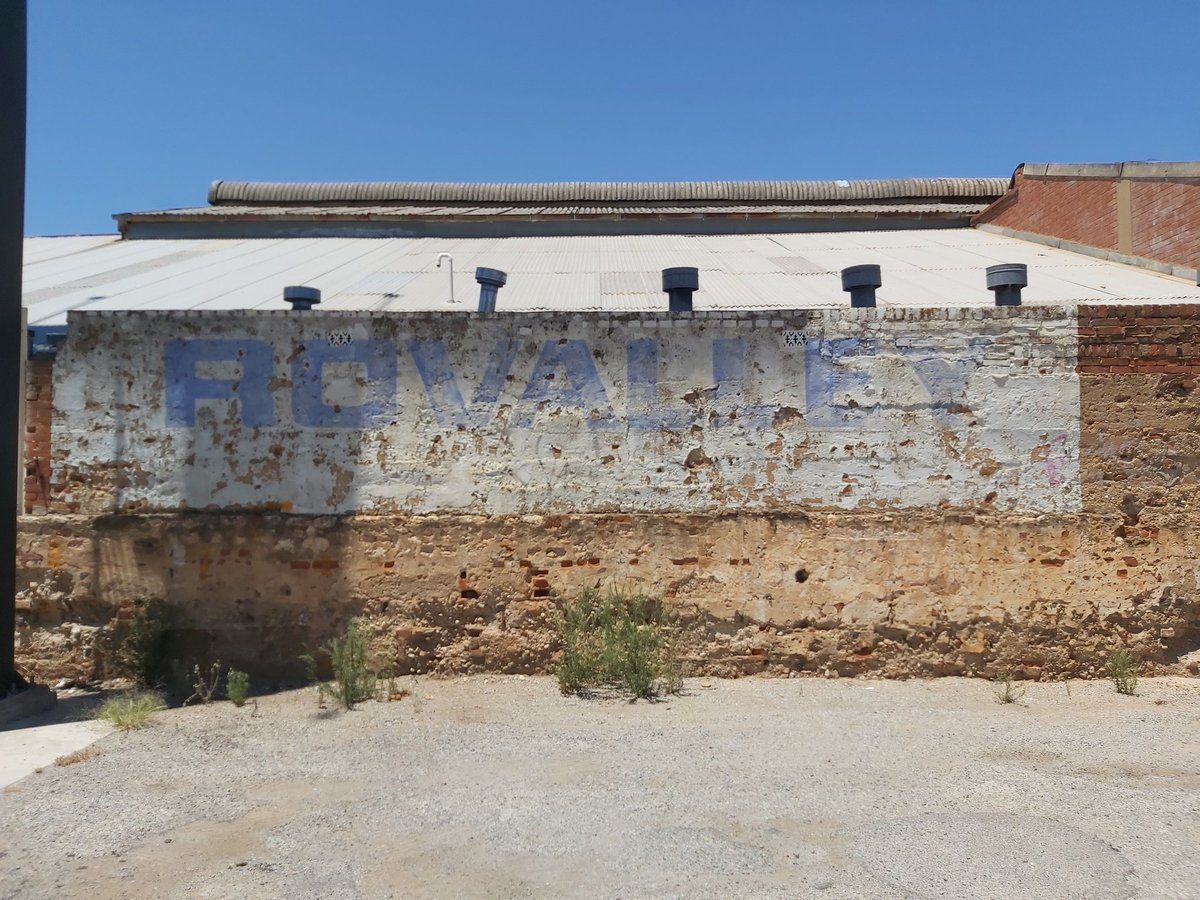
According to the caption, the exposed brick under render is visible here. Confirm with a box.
[1077,304,1200,374]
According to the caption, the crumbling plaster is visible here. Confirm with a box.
[15,307,1199,681]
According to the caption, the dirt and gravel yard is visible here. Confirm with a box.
[0,675,1197,899]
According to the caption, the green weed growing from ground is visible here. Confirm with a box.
[556,583,685,700]
[1107,649,1139,696]
[992,671,1025,704]
[303,619,376,710]
[96,691,165,730]
[226,669,250,706]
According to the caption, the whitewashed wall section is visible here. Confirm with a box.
[55,310,1080,515]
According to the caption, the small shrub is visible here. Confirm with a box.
[96,691,165,730]
[115,597,183,688]
[556,583,685,700]
[181,661,223,705]
[992,671,1025,704]
[1107,648,1139,696]
[226,669,250,707]
[302,619,376,710]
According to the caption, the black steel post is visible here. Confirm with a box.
[0,1,28,694]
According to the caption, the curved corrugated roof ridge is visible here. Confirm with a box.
[208,178,1007,205]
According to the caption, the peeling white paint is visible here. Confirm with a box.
[54,309,1081,516]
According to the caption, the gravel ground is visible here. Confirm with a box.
[0,675,1197,900]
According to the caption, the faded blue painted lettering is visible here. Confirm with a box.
[804,337,880,427]
[164,338,274,428]
[516,339,616,428]
[292,340,397,428]
[407,338,521,427]
[626,339,694,430]
[898,337,994,419]
[711,337,775,428]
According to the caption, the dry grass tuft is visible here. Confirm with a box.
[54,747,98,767]
[96,691,166,730]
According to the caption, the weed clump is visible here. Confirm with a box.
[303,619,376,710]
[226,669,250,706]
[556,584,685,700]
[1107,648,1139,696]
[115,597,183,688]
[96,691,165,730]
[992,671,1025,704]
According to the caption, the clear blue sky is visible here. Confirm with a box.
[25,0,1200,235]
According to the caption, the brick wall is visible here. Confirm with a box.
[976,174,1117,249]
[1077,304,1200,374]
[975,164,1200,272]
[23,357,53,514]
[1131,181,1200,267]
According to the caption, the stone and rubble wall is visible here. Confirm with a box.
[13,306,1200,681]
[22,357,55,515]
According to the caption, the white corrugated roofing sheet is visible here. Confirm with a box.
[22,229,1200,326]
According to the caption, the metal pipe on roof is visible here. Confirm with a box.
[436,253,456,304]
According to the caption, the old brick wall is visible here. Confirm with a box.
[13,306,1200,681]
[974,164,1200,272]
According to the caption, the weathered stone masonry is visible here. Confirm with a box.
[13,306,1199,680]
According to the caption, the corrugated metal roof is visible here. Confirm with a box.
[207,178,1008,205]
[22,229,1200,326]
[125,202,991,220]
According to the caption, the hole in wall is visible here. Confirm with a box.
[794,568,809,583]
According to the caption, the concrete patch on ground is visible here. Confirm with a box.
[0,693,111,788]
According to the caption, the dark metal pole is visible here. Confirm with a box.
[0,1,28,693]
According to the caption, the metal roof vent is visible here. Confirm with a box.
[662,267,699,312]
[986,263,1027,306]
[283,285,321,311]
[475,267,507,312]
[841,264,881,308]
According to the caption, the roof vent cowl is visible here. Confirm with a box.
[986,263,1028,306]
[662,267,699,312]
[841,264,881,308]
[283,285,321,311]
[475,267,507,313]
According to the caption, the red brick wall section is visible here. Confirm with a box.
[23,357,53,514]
[1131,181,1200,268]
[976,170,1200,271]
[975,172,1117,250]
[1078,304,1200,375]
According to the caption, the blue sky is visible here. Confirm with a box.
[25,0,1200,235]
